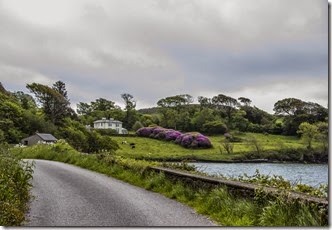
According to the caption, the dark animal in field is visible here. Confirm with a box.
[129,143,135,146]
[131,145,135,149]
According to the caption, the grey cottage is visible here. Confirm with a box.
[21,133,58,146]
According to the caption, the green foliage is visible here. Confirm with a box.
[273,98,327,135]
[315,122,328,152]
[229,169,327,198]
[21,111,58,136]
[246,134,263,155]
[91,98,116,111]
[202,121,227,134]
[230,110,249,131]
[221,139,234,154]
[212,94,239,121]
[95,128,118,136]
[121,93,137,129]
[0,145,34,226]
[12,91,37,110]
[85,131,119,153]
[0,94,25,143]
[26,82,71,125]
[57,119,119,153]
[297,122,318,149]
[132,121,144,131]
[160,161,197,171]
[297,122,327,152]
[259,199,322,226]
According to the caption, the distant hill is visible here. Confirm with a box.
[137,104,202,114]
[137,107,159,114]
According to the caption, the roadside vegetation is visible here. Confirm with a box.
[11,141,327,226]
[0,144,34,226]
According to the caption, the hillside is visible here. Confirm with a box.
[110,133,326,163]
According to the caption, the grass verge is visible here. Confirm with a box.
[0,144,34,226]
[11,140,327,226]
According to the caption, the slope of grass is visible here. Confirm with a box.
[111,132,309,161]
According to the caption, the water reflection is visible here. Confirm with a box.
[190,163,328,187]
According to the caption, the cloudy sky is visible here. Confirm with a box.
[0,0,328,113]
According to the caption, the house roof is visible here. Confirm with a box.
[36,133,58,141]
[93,119,122,124]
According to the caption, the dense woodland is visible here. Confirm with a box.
[0,80,328,154]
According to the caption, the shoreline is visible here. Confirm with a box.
[133,157,328,164]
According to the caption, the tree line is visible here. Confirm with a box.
[0,80,328,153]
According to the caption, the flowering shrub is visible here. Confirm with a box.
[195,134,212,148]
[174,133,186,144]
[136,127,155,137]
[181,134,193,147]
[136,127,212,149]
[152,127,164,136]
[165,130,181,141]
[155,130,167,139]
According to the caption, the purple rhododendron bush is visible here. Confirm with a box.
[136,127,212,148]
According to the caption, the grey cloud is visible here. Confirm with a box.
[0,0,328,112]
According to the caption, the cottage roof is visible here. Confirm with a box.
[36,133,58,141]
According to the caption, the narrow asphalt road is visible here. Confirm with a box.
[24,159,216,227]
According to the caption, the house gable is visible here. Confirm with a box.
[21,133,57,146]
[93,118,126,134]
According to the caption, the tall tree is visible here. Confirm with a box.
[12,91,37,110]
[77,102,92,115]
[27,82,71,125]
[238,97,252,106]
[91,98,115,111]
[273,98,305,116]
[121,93,137,129]
[212,94,239,121]
[198,96,213,109]
[157,94,193,111]
[157,94,193,129]
[52,81,68,99]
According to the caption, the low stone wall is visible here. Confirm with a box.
[148,166,328,208]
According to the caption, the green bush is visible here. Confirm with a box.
[0,144,34,226]
[95,128,118,136]
[202,121,227,134]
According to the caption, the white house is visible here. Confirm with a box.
[93,118,128,134]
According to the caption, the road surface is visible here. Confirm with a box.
[24,159,216,227]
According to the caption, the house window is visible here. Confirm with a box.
[116,123,119,127]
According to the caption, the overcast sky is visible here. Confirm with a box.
[0,0,328,113]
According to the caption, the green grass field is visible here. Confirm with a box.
[111,132,307,161]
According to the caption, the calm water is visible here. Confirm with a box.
[190,162,328,187]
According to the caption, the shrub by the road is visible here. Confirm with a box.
[0,144,34,226]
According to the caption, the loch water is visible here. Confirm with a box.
[190,162,328,187]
